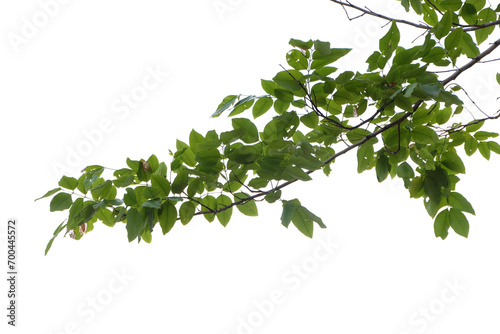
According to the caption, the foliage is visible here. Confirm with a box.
[39,0,500,254]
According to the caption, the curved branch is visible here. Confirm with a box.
[196,35,500,217]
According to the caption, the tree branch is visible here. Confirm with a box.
[196,36,500,218]
[329,0,431,29]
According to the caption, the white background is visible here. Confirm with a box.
[1,0,500,333]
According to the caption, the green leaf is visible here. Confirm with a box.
[434,209,450,239]
[300,112,319,129]
[435,107,452,125]
[376,154,391,182]
[291,206,314,238]
[50,193,73,212]
[410,0,423,13]
[441,0,463,11]
[172,169,189,194]
[159,201,177,234]
[460,4,478,25]
[397,162,415,178]
[69,202,97,229]
[497,73,500,85]
[265,190,281,204]
[412,126,439,144]
[448,192,475,215]
[229,95,257,117]
[465,121,484,132]
[410,176,424,198]
[357,143,375,173]
[474,131,499,141]
[212,95,238,118]
[433,11,453,39]
[176,140,196,167]
[401,0,410,11]
[45,221,67,255]
[422,3,439,25]
[123,187,138,207]
[179,201,195,225]
[460,32,480,57]
[284,165,312,181]
[286,49,309,70]
[201,195,217,222]
[379,21,400,56]
[475,8,496,44]
[281,201,297,228]
[441,151,466,173]
[487,141,500,154]
[95,208,115,227]
[274,89,294,103]
[310,48,351,69]
[142,198,162,209]
[232,118,259,143]
[478,141,490,160]
[35,187,61,201]
[126,208,143,242]
[273,70,303,91]
[151,175,171,197]
[289,38,313,49]
[142,228,152,244]
[234,192,258,216]
[216,195,233,227]
[252,97,273,119]
[90,180,114,200]
[314,40,331,55]
[58,176,78,190]
[449,208,469,237]
[464,136,478,156]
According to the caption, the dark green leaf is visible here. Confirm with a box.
[379,21,400,56]
[234,192,258,216]
[159,201,177,234]
[397,162,415,178]
[58,176,78,190]
[464,136,478,156]
[474,131,499,141]
[179,201,195,225]
[216,195,233,227]
[412,126,439,144]
[232,118,259,143]
[126,208,143,242]
[376,154,391,182]
[448,192,475,215]
[151,175,171,197]
[449,208,469,237]
[310,49,351,69]
[50,193,73,212]
[284,165,312,181]
[300,112,319,129]
[265,190,281,204]
[142,198,162,209]
[273,70,303,91]
[286,49,309,70]
[433,11,453,39]
[487,141,500,154]
[252,97,273,119]
[314,40,331,55]
[35,187,61,201]
[478,141,490,160]
[434,209,450,239]
[441,151,466,173]
[289,38,313,49]
[172,169,189,194]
